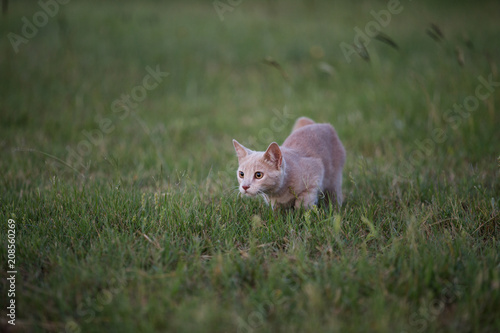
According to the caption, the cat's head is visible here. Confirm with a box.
[232,140,284,197]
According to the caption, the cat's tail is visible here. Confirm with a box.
[292,117,315,132]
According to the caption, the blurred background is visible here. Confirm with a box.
[1,1,499,332]
[1,0,499,192]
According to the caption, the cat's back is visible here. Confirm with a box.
[282,122,343,159]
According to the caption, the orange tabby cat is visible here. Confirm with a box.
[233,117,346,209]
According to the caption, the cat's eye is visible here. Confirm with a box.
[239,171,244,178]
[254,172,264,179]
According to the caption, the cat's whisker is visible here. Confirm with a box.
[223,186,239,197]
[231,187,243,199]
[258,191,270,205]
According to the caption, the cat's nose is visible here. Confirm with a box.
[242,185,250,191]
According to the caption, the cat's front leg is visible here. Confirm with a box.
[294,188,320,209]
[270,197,295,210]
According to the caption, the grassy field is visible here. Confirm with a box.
[1,0,499,332]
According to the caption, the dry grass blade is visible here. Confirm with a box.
[354,43,370,62]
[427,23,445,43]
[431,23,444,39]
[426,29,441,42]
[138,231,163,250]
[456,46,465,67]
[374,32,399,50]
[462,33,474,50]
[318,61,335,76]
[262,56,290,81]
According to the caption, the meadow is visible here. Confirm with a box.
[0,0,499,332]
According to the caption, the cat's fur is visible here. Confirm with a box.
[233,117,346,209]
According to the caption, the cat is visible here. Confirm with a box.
[233,117,346,209]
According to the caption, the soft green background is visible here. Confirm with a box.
[1,0,499,332]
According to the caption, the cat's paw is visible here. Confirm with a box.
[294,192,319,210]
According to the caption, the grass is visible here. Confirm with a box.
[1,0,499,332]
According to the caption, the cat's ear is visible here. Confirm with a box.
[233,139,252,161]
[263,142,282,170]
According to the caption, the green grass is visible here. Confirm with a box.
[1,0,499,332]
